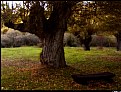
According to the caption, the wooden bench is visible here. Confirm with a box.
[71,72,115,85]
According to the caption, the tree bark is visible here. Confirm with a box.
[40,19,67,68]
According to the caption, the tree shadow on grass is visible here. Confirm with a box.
[16,62,85,89]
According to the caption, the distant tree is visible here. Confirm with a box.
[98,15,121,51]
[68,1,99,50]
[68,1,121,51]
[96,1,121,51]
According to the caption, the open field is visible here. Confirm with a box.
[1,46,121,90]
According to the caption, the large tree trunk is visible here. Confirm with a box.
[40,19,67,68]
[40,29,66,68]
[115,32,121,51]
[39,2,74,68]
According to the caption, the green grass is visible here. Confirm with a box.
[1,46,41,61]
[1,46,121,90]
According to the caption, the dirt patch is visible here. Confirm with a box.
[1,59,49,78]
[1,59,40,67]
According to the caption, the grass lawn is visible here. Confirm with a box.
[1,46,121,90]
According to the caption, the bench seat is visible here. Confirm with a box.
[71,72,115,85]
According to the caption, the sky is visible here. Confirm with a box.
[1,1,92,10]
[1,1,47,9]
[1,1,23,8]
[1,1,92,7]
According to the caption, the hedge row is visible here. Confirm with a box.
[90,35,116,47]
[63,33,117,47]
[1,28,40,47]
[1,27,117,47]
